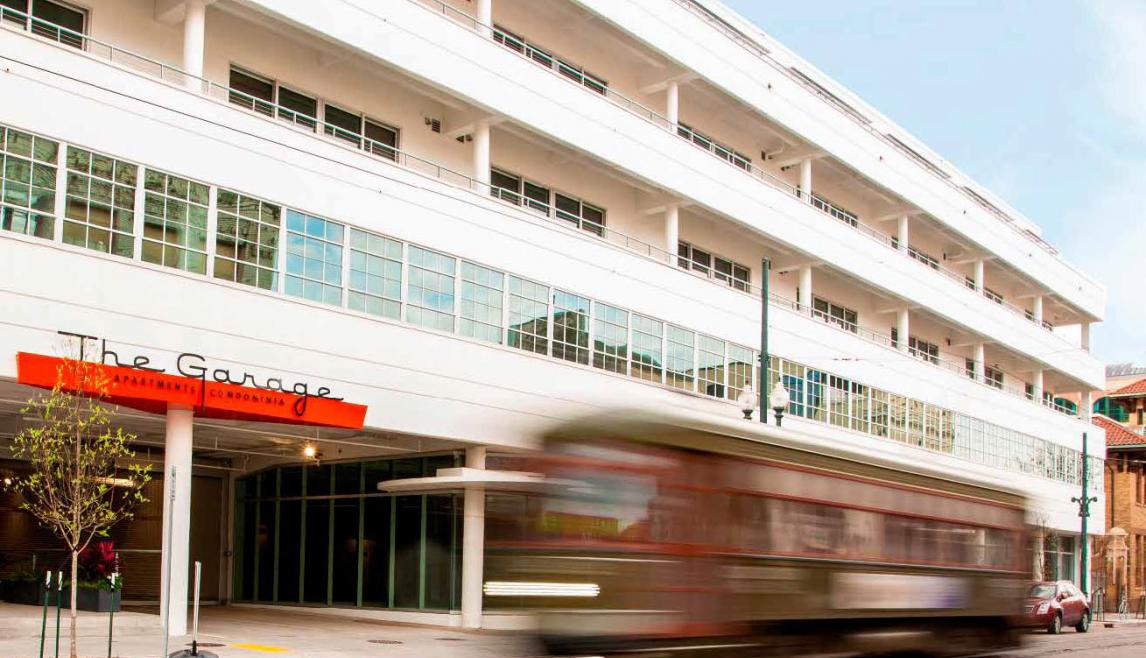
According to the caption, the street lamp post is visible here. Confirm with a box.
[759,257,771,424]
[1072,431,1097,596]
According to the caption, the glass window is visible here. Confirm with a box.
[348,228,402,319]
[331,497,361,603]
[554,192,605,236]
[630,313,663,383]
[362,496,392,607]
[406,245,456,331]
[490,169,521,204]
[460,261,504,343]
[592,302,628,374]
[364,119,399,162]
[985,366,1004,390]
[393,495,422,608]
[424,494,461,610]
[278,86,317,130]
[303,499,330,604]
[727,344,754,400]
[141,169,209,274]
[285,209,344,306]
[552,290,590,365]
[214,188,280,290]
[63,146,136,258]
[697,335,726,398]
[666,325,695,391]
[323,103,362,146]
[812,297,858,333]
[522,180,549,214]
[908,336,940,365]
[4,0,87,48]
[277,499,301,603]
[0,125,56,239]
[229,67,274,117]
[508,275,549,355]
[256,500,275,601]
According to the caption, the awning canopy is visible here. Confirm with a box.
[378,467,558,492]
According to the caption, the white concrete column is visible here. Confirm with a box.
[160,405,194,636]
[896,308,910,353]
[461,446,487,630]
[472,119,491,193]
[798,265,813,309]
[799,158,813,201]
[181,0,206,90]
[476,0,492,37]
[973,259,985,291]
[973,342,985,382]
[1081,390,1093,421]
[1032,368,1044,403]
[897,215,910,252]
[1081,322,1091,351]
[666,80,679,126]
[1032,295,1044,325]
[664,204,679,264]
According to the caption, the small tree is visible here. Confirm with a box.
[9,358,149,658]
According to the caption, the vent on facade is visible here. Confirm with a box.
[885,134,950,180]
[424,117,442,133]
[789,67,871,125]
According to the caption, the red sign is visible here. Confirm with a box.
[16,352,366,429]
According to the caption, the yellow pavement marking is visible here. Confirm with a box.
[230,642,289,653]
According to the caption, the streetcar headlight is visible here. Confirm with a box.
[483,581,600,597]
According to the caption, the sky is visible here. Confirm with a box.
[721,0,1146,368]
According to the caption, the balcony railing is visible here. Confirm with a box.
[406,0,1079,345]
[0,7,1082,422]
[669,0,1101,294]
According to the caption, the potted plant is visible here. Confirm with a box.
[1,569,45,605]
[60,541,121,613]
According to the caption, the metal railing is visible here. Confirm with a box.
[0,8,1081,420]
[670,0,1102,292]
[406,0,1081,345]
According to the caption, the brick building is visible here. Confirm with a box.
[1094,413,1146,612]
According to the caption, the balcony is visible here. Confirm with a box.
[406,0,1090,349]
[0,5,1088,422]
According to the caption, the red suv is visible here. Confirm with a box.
[1024,581,1090,634]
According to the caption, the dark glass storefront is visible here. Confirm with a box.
[233,454,462,611]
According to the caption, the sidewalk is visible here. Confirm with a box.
[0,603,536,658]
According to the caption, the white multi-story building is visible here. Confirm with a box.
[0,0,1105,632]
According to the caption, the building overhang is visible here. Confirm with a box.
[378,467,561,492]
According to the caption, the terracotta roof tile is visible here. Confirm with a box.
[1093,415,1146,448]
[1110,378,1146,397]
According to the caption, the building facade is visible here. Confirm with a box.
[0,0,1105,632]
[1091,368,1146,612]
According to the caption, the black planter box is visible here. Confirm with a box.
[64,586,120,612]
[1,580,44,605]
[1,582,119,611]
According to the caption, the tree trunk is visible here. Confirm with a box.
[69,549,78,658]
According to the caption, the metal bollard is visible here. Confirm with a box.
[38,571,51,658]
[167,561,216,658]
[53,570,62,658]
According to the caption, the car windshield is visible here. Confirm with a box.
[1028,584,1056,599]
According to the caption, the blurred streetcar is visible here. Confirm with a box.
[484,412,1028,657]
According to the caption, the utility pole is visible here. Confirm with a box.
[1072,432,1097,596]
[759,257,770,424]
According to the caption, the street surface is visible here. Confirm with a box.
[993,623,1146,657]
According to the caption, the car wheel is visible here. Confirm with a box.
[1076,610,1090,633]
[1048,612,1062,634]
